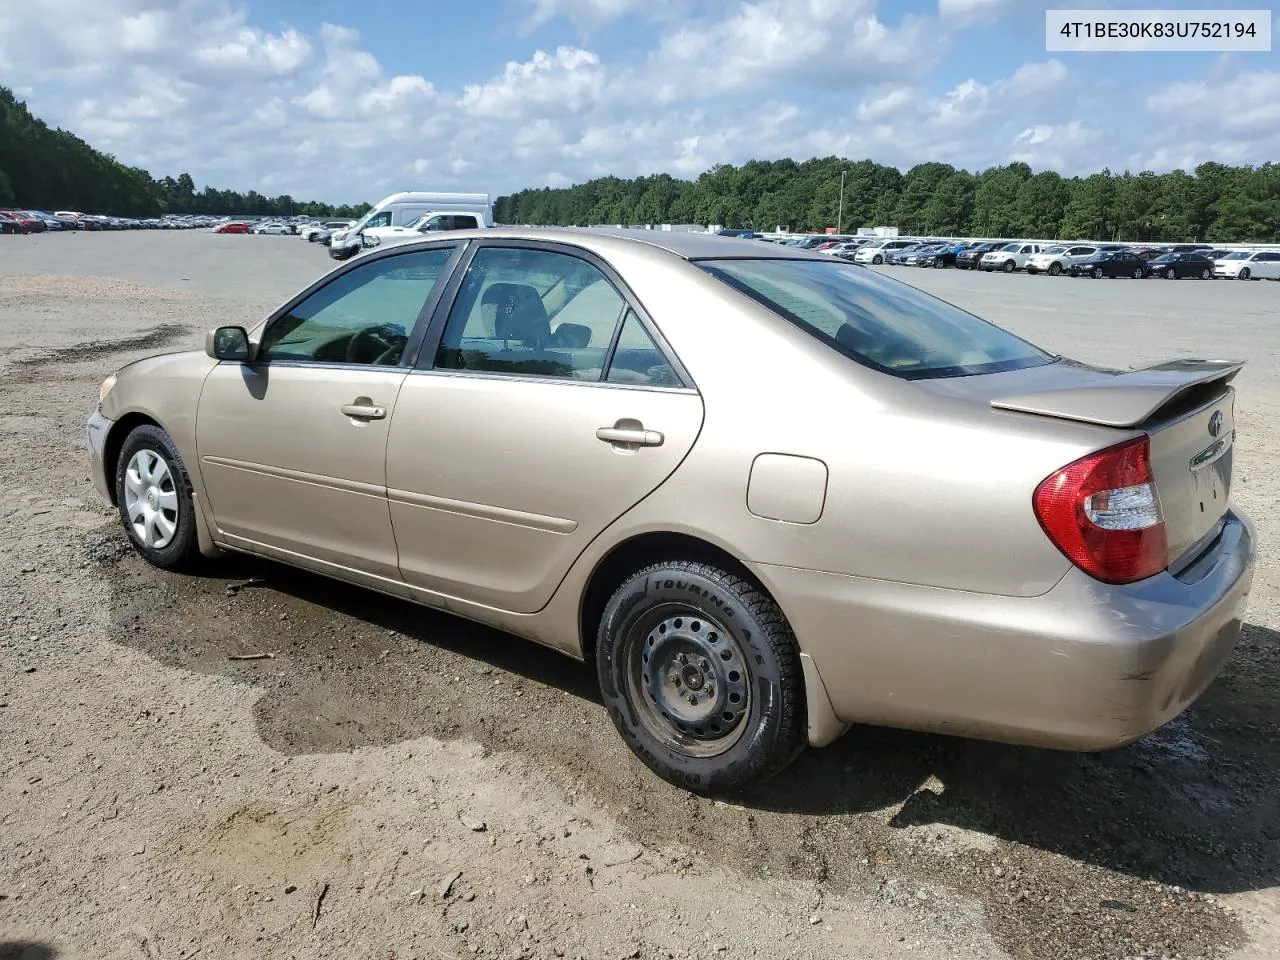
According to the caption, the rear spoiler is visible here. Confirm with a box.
[991,359,1244,428]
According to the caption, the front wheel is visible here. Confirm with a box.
[1092,267,1103,279]
[1002,259,1015,273]
[1240,268,1252,280]
[872,255,883,265]
[115,425,199,571]
[1048,262,1062,276]
[596,561,807,793]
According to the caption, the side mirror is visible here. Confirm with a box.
[206,326,252,362]
[362,233,381,249]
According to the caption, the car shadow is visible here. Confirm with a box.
[106,544,1280,896]
[0,943,58,960]
[738,621,1280,895]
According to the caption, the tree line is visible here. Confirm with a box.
[495,157,1280,242]
[0,87,369,219]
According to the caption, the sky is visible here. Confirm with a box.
[0,0,1277,204]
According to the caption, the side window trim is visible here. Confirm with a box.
[256,243,467,369]
[413,238,696,391]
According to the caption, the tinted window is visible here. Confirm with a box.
[700,259,1053,380]
[435,247,626,380]
[261,247,455,365]
[606,311,681,387]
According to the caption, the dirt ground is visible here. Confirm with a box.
[1,231,1277,960]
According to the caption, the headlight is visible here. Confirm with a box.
[99,373,118,405]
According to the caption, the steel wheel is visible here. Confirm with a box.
[1002,259,1015,273]
[624,604,750,758]
[123,449,179,548]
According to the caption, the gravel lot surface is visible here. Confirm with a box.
[1,231,1277,960]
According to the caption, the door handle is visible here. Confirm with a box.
[596,426,663,447]
[341,403,387,420]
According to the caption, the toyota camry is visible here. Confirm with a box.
[88,229,1255,792]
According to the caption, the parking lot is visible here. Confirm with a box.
[1,230,1277,960]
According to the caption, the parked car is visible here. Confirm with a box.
[0,212,26,234]
[1068,250,1150,279]
[980,241,1042,273]
[251,221,293,236]
[883,242,928,265]
[213,221,251,235]
[955,241,1002,270]
[900,243,949,266]
[914,241,969,268]
[1127,246,1168,261]
[0,210,46,232]
[87,228,1254,792]
[1214,250,1280,280]
[1024,245,1096,276]
[1148,252,1215,280]
[301,220,353,242]
[853,238,914,264]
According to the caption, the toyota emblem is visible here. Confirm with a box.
[1208,411,1223,437]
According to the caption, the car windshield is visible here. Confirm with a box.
[698,258,1054,380]
[1039,246,1065,254]
[1223,251,1251,260]
[1093,252,1115,260]
[998,242,1020,251]
[1152,254,1174,262]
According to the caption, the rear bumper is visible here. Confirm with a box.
[751,509,1255,751]
[87,409,114,503]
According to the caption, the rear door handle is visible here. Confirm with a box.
[341,403,387,420]
[596,426,663,447]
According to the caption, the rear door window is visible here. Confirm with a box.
[699,258,1052,380]
[433,246,626,380]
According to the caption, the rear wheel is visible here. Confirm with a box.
[596,561,807,793]
[114,425,199,571]
[1132,267,1144,279]
[1200,267,1211,280]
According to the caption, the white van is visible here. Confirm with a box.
[329,192,493,260]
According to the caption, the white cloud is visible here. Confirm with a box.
[0,0,1274,208]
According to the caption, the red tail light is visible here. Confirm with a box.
[1033,436,1167,584]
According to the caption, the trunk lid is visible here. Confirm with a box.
[920,358,1243,570]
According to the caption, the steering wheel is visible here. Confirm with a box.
[346,325,406,365]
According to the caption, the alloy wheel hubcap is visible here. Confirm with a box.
[123,449,178,549]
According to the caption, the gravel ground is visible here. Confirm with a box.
[1,231,1277,960]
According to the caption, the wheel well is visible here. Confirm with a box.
[102,413,161,505]
[578,532,763,665]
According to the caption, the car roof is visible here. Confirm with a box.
[392,226,830,262]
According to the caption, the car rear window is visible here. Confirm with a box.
[698,259,1054,380]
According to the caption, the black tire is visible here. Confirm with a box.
[1092,266,1103,279]
[872,254,883,265]
[1200,268,1211,280]
[1240,268,1251,280]
[596,561,807,793]
[1132,267,1144,279]
[1049,262,1063,276]
[114,424,199,571]
[1002,259,1015,273]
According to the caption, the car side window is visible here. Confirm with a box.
[259,247,455,366]
[366,211,392,228]
[434,246,626,381]
[605,311,682,387]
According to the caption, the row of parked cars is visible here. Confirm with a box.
[211,217,355,242]
[0,210,220,232]
[789,235,1279,281]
